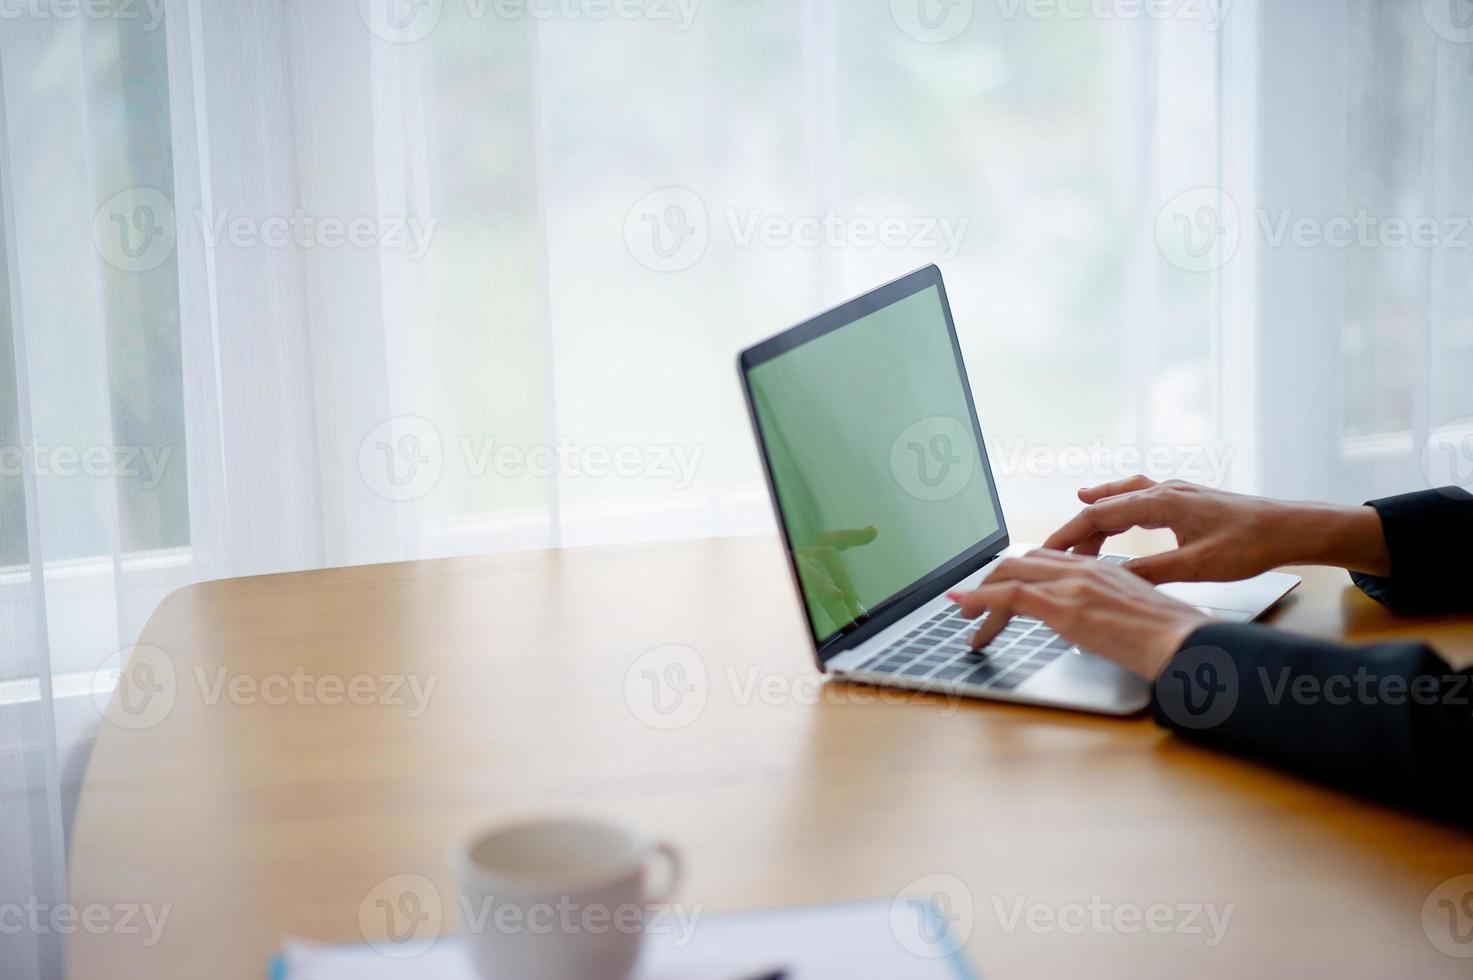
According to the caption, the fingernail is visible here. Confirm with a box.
[946,591,964,604]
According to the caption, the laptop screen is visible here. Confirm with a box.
[745,281,1002,645]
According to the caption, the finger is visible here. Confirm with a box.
[969,604,1013,649]
[963,555,1097,645]
[1078,474,1157,504]
[955,583,1069,649]
[812,526,878,551]
[1071,531,1109,557]
[967,556,1092,601]
[813,547,864,615]
[1124,548,1201,584]
[1022,547,1095,563]
[1041,492,1165,553]
[953,561,1088,617]
[797,554,851,628]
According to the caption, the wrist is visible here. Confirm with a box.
[1146,612,1212,679]
[1284,502,1391,576]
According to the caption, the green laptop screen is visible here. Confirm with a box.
[747,285,1001,643]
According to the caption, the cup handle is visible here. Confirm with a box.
[645,840,683,906]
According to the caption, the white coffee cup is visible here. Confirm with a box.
[449,817,682,980]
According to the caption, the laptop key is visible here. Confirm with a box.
[991,673,1029,691]
[901,663,935,678]
[963,664,1002,685]
[935,664,969,681]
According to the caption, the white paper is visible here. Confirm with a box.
[279,899,974,980]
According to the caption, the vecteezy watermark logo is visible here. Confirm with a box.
[92,654,437,724]
[0,899,172,947]
[196,209,437,259]
[92,187,176,273]
[360,425,704,502]
[459,896,702,943]
[92,645,177,731]
[1421,416,1473,497]
[623,644,709,731]
[1255,666,1471,710]
[359,0,443,43]
[624,190,970,271]
[985,437,1234,487]
[459,438,702,490]
[993,0,1233,29]
[890,417,975,501]
[1423,0,1473,43]
[1153,645,1237,730]
[0,442,174,489]
[726,209,969,260]
[1156,187,1241,273]
[730,667,963,717]
[624,187,709,273]
[891,0,974,42]
[359,416,444,502]
[360,0,699,39]
[1161,186,1473,272]
[625,663,965,726]
[991,895,1234,945]
[890,874,975,958]
[360,874,443,958]
[1423,875,1473,958]
[192,666,438,717]
[0,0,167,30]
[1258,210,1473,251]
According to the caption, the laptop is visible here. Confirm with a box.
[737,265,1299,716]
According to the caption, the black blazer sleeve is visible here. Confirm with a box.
[1150,486,1473,819]
[1350,487,1473,614]
[1152,624,1473,822]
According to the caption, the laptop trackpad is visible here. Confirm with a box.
[1155,571,1300,618]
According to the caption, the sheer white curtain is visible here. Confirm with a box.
[1230,0,1473,503]
[2,8,183,978]
[2,2,1471,978]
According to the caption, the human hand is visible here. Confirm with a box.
[948,549,1210,680]
[1042,475,1391,583]
[796,526,878,630]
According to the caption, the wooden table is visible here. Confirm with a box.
[68,532,1473,979]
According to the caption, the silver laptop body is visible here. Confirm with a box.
[739,266,1297,717]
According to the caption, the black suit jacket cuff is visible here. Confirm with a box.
[1351,487,1473,614]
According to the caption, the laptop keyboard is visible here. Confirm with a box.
[851,610,1073,692]
[849,555,1129,693]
